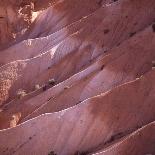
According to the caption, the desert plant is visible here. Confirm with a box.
[48,78,56,86]
[152,60,155,67]
[74,151,88,155]
[42,84,48,91]
[16,89,27,99]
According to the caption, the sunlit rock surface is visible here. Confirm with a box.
[0,0,155,155]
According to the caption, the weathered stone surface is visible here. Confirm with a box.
[0,0,155,154]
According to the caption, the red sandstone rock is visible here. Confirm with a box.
[0,70,155,154]
[0,0,155,154]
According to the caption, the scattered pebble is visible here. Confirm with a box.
[35,84,40,90]
[64,86,70,90]
[101,65,105,70]
[129,32,136,37]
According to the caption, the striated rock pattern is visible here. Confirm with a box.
[0,0,155,155]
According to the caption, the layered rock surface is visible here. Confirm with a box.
[0,0,155,155]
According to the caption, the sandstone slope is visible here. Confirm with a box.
[0,0,155,155]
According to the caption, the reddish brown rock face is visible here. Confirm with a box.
[0,0,60,49]
[0,2,12,46]
[0,0,155,155]
[0,0,34,48]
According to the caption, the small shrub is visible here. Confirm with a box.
[74,151,88,155]
[43,85,47,91]
[48,151,57,155]
[16,89,27,99]
[48,78,56,86]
